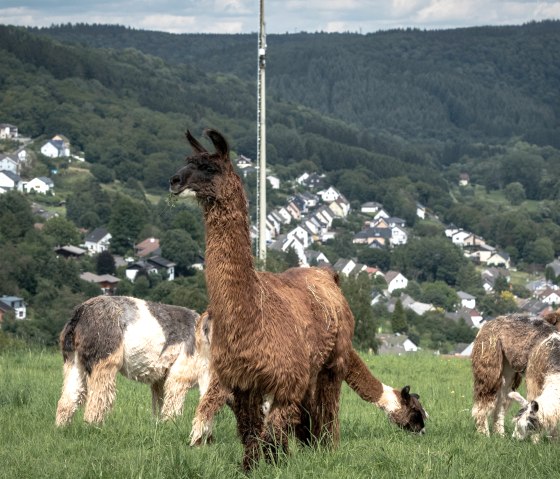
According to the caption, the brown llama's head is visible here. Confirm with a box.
[169,129,233,203]
[389,386,428,434]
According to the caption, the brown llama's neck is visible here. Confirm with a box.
[202,175,259,307]
[346,349,388,406]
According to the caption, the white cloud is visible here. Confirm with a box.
[0,0,558,33]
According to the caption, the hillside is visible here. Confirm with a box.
[35,21,560,147]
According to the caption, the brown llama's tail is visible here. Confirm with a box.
[345,349,384,404]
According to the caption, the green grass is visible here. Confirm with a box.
[1,350,559,479]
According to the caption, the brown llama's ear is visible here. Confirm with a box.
[186,130,208,154]
[204,129,229,158]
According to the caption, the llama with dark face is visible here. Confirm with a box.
[509,333,560,442]
[471,313,560,436]
[55,296,211,426]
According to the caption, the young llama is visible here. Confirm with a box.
[471,312,560,436]
[170,129,356,470]
[170,129,427,468]
[55,296,211,426]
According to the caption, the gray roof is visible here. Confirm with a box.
[85,227,110,243]
[0,169,21,182]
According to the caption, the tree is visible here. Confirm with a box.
[160,229,201,276]
[108,195,149,255]
[391,299,408,334]
[524,237,555,266]
[504,182,526,205]
[42,216,81,246]
[285,246,300,268]
[96,250,116,275]
[420,281,459,311]
[90,163,114,183]
[339,273,378,351]
[0,191,34,241]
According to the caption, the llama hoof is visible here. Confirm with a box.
[190,434,213,447]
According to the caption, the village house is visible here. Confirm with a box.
[0,295,26,320]
[0,170,22,192]
[41,138,70,158]
[377,333,419,355]
[0,123,18,139]
[135,237,161,258]
[80,272,120,295]
[486,251,511,268]
[361,201,382,214]
[457,291,476,309]
[384,271,408,293]
[24,176,55,195]
[54,245,87,259]
[83,227,112,255]
[267,175,280,189]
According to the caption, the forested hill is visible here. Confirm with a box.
[34,21,560,147]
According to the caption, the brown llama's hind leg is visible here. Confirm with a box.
[471,337,504,435]
[190,372,232,446]
[151,379,165,417]
[261,402,299,464]
[55,356,87,426]
[231,389,267,472]
[83,344,124,424]
[312,367,343,447]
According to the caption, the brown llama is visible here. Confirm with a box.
[471,312,560,436]
[170,130,424,470]
[189,337,427,446]
[56,296,211,426]
[170,129,356,470]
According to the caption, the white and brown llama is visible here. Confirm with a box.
[169,129,425,469]
[55,296,211,427]
[471,311,560,436]
[509,332,560,442]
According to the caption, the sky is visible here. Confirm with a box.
[1,0,559,34]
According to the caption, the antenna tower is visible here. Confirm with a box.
[256,0,267,265]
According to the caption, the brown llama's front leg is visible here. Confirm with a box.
[231,389,267,472]
[83,345,123,424]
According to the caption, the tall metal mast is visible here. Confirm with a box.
[256,0,267,265]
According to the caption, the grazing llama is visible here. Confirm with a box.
[471,312,559,436]
[509,333,560,442]
[170,129,355,470]
[55,296,211,426]
[189,339,427,446]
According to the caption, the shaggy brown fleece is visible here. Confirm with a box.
[170,129,354,470]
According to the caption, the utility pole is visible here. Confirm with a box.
[256,0,267,266]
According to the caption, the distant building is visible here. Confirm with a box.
[377,333,419,355]
[0,295,26,320]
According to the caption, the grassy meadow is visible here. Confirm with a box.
[1,349,559,479]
